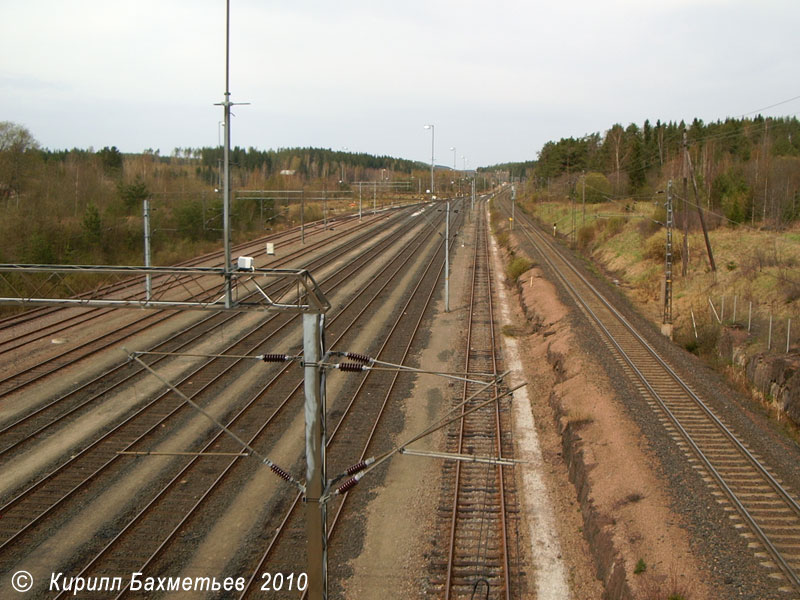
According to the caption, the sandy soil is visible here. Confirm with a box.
[513,263,714,599]
[490,232,573,599]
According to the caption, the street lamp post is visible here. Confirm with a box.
[445,198,450,312]
[424,124,447,311]
[423,124,434,195]
[450,146,457,196]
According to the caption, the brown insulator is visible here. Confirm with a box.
[337,477,359,494]
[270,463,293,482]
[345,352,372,364]
[262,354,289,362]
[346,461,368,475]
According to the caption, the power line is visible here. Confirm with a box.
[674,195,800,287]
[125,348,306,492]
[739,93,800,118]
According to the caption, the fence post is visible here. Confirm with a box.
[709,297,721,324]
[691,308,698,339]
[733,295,737,323]
[768,313,773,351]
[788,318,792,353]
[748,301,752,332]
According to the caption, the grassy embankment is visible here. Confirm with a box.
[519,199,800,361]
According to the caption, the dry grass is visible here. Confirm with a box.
[566,409,594,428]
[638,567,695,600]
[526,200,800,352]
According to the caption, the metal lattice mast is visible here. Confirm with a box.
[664,180,674,325]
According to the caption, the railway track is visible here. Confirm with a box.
[46,205,456,599]
[431,201,520,599]
[0,205,434,552]
[236,200,470,600]
[497,194,800,596]
[0,211,363,332]
[0,201,463,598]
[0,211,391,397]
[0,215,330,341]
[0,209,411,471]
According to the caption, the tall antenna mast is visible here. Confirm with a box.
[222,0,233,306]
[216,0,249,307]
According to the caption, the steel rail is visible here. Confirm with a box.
[0,211,395,396]
[52,199,454,599]
[0,210,370,331]
[445,202,511,599]
[237,200,467,599]
[0,210,409,462]
[0,208,408,432]
[502,196,800,592]
[0,209,424,550]
[0,208,383,362]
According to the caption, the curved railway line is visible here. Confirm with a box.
[495,193,800,596]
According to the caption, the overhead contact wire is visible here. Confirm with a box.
[329,379,524,497]
[125,348,305,493]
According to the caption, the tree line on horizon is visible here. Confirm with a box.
[484,115,800,227]
[0,121,442,275]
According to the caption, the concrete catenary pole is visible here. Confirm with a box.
[445,199,450,313]
[303,312,328,599]
[143,198,152,304]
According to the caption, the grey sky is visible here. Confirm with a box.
[2,0,799,167]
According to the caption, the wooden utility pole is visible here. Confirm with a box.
[582,171,586,229]
[684,132,716,272]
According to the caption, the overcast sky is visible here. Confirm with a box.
[2,0,799,167]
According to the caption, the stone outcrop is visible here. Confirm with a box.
[717,326,800,426]
[746,351,800,425]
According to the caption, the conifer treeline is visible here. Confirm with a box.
[485,116,800,226]
[195,146,424,185]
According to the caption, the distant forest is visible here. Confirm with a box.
[483,116,800,227]
[4,113,798,273]
[195,146,424,186]
[0,121,439,270]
